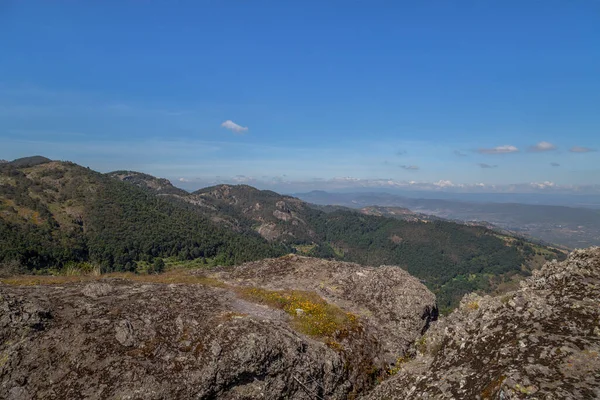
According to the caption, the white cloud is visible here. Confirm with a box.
[528,141,557,152]
[400,165,419,170]
[167,173,600,194]
[530,181,555,189]
[477,145,519,154]
[221,120,248,134]
[178,177,189,182]
[434,180,455,188]
[570,146,596,153]
[332,176,362,182]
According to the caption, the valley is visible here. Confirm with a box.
[297,191,600,249]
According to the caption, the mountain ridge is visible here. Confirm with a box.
[1,157,566,311]
[106,163,566,311]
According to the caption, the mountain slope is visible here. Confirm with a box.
[110,171,566,311]
[0,158,567,311]
[106,170,189,196]
[0,160,287,273]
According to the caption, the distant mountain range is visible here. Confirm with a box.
[0,156,566,311]
[295,191,600,249]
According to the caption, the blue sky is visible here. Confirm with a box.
[1,1,599,193]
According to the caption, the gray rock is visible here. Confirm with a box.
[212,255,438,362]
[0,256,435,399]
[82,282,113,298]
[364,247,600,400]
[115,319,135,347]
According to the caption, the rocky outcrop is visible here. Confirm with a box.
[4,248,598,400]
[364,247,600,400]
[212,255,437,363]
[0,256,436,399]
[107,171,189,196]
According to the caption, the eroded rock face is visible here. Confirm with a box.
[364,247,600,400]
[0,257,436,399]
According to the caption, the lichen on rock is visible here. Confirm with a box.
[364,247,600,400]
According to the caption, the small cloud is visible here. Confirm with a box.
[396,150,407,156]
[178,177,189,182]
[477,163,498,169]
[569,146,596,153]
[530,181,555,189]
[454,150,468,157]
[434,180,455,188]
[221,120,248,134]
[528,141,557,152]
[477,145,519,154]
[400,165,419,170]
[550,162,560,167]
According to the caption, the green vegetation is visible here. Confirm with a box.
[302,210,564,311]
[0,162,287,275]
[0,159,566,312]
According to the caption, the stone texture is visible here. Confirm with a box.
[364,247,600,400]
[212,255,438,363]
[0,256,435,399]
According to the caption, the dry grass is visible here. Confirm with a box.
[237,287,359,339]
[1,270,358,343]
[0,269,226,288]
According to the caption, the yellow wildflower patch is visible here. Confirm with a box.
[237,287,359,340]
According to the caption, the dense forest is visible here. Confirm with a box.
[177,182,565,311]
[0,160,287,274]
[0,158,565,311]
[304,210,550,311]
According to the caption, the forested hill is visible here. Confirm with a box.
[0,158,567,310]
[0,159,287,274]
[110,168,566,312]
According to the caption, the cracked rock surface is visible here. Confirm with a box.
[364,247,600,400]
[0,256,435,399]
[4,249,598,400]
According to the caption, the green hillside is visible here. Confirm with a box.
[117,178,566,311]
[0,161,287,274]
[1,159,566,311]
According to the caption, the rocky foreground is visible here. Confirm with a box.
[1,249,600,399]
[366,247,600,400]
[0,256,435,399]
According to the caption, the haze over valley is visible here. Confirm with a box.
[297,190,600,249]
